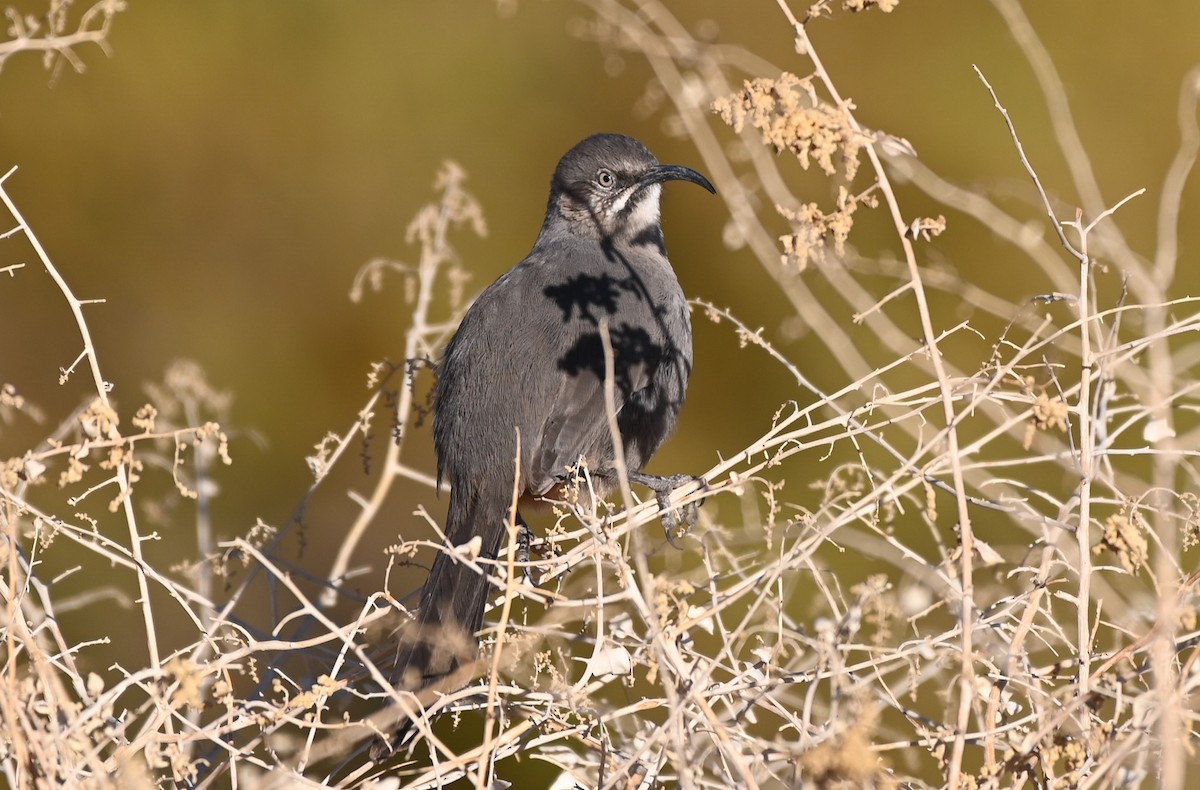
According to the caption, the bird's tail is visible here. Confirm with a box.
[389,482,513,689]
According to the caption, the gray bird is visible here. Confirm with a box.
[393,133,715,688]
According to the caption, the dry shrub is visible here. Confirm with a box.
[3,1,1200,788]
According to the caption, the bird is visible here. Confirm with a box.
[391,133,715,690]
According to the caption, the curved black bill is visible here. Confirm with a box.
[641,164,717,194]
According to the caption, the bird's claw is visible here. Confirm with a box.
[629,472,708,549]
[659,497,687,549]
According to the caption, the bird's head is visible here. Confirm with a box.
[545,133,715,242]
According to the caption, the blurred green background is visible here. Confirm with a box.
[1,0,1199,715]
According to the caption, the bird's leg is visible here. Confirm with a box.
[626,472,708,548]
[515,510,536,585]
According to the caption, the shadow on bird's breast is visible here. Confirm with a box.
[542,268,675,399]
[542,272,642,325]
[555,325,660,396]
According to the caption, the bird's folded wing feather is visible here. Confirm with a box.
[526,355,649,495]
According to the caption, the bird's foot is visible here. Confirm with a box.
[516,515,536,586]
[627,472,708,548]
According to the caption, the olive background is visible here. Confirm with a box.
[1,0,1199,761]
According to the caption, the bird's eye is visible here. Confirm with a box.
[596,169,615,188]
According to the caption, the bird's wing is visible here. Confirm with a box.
[525,348,650,495]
